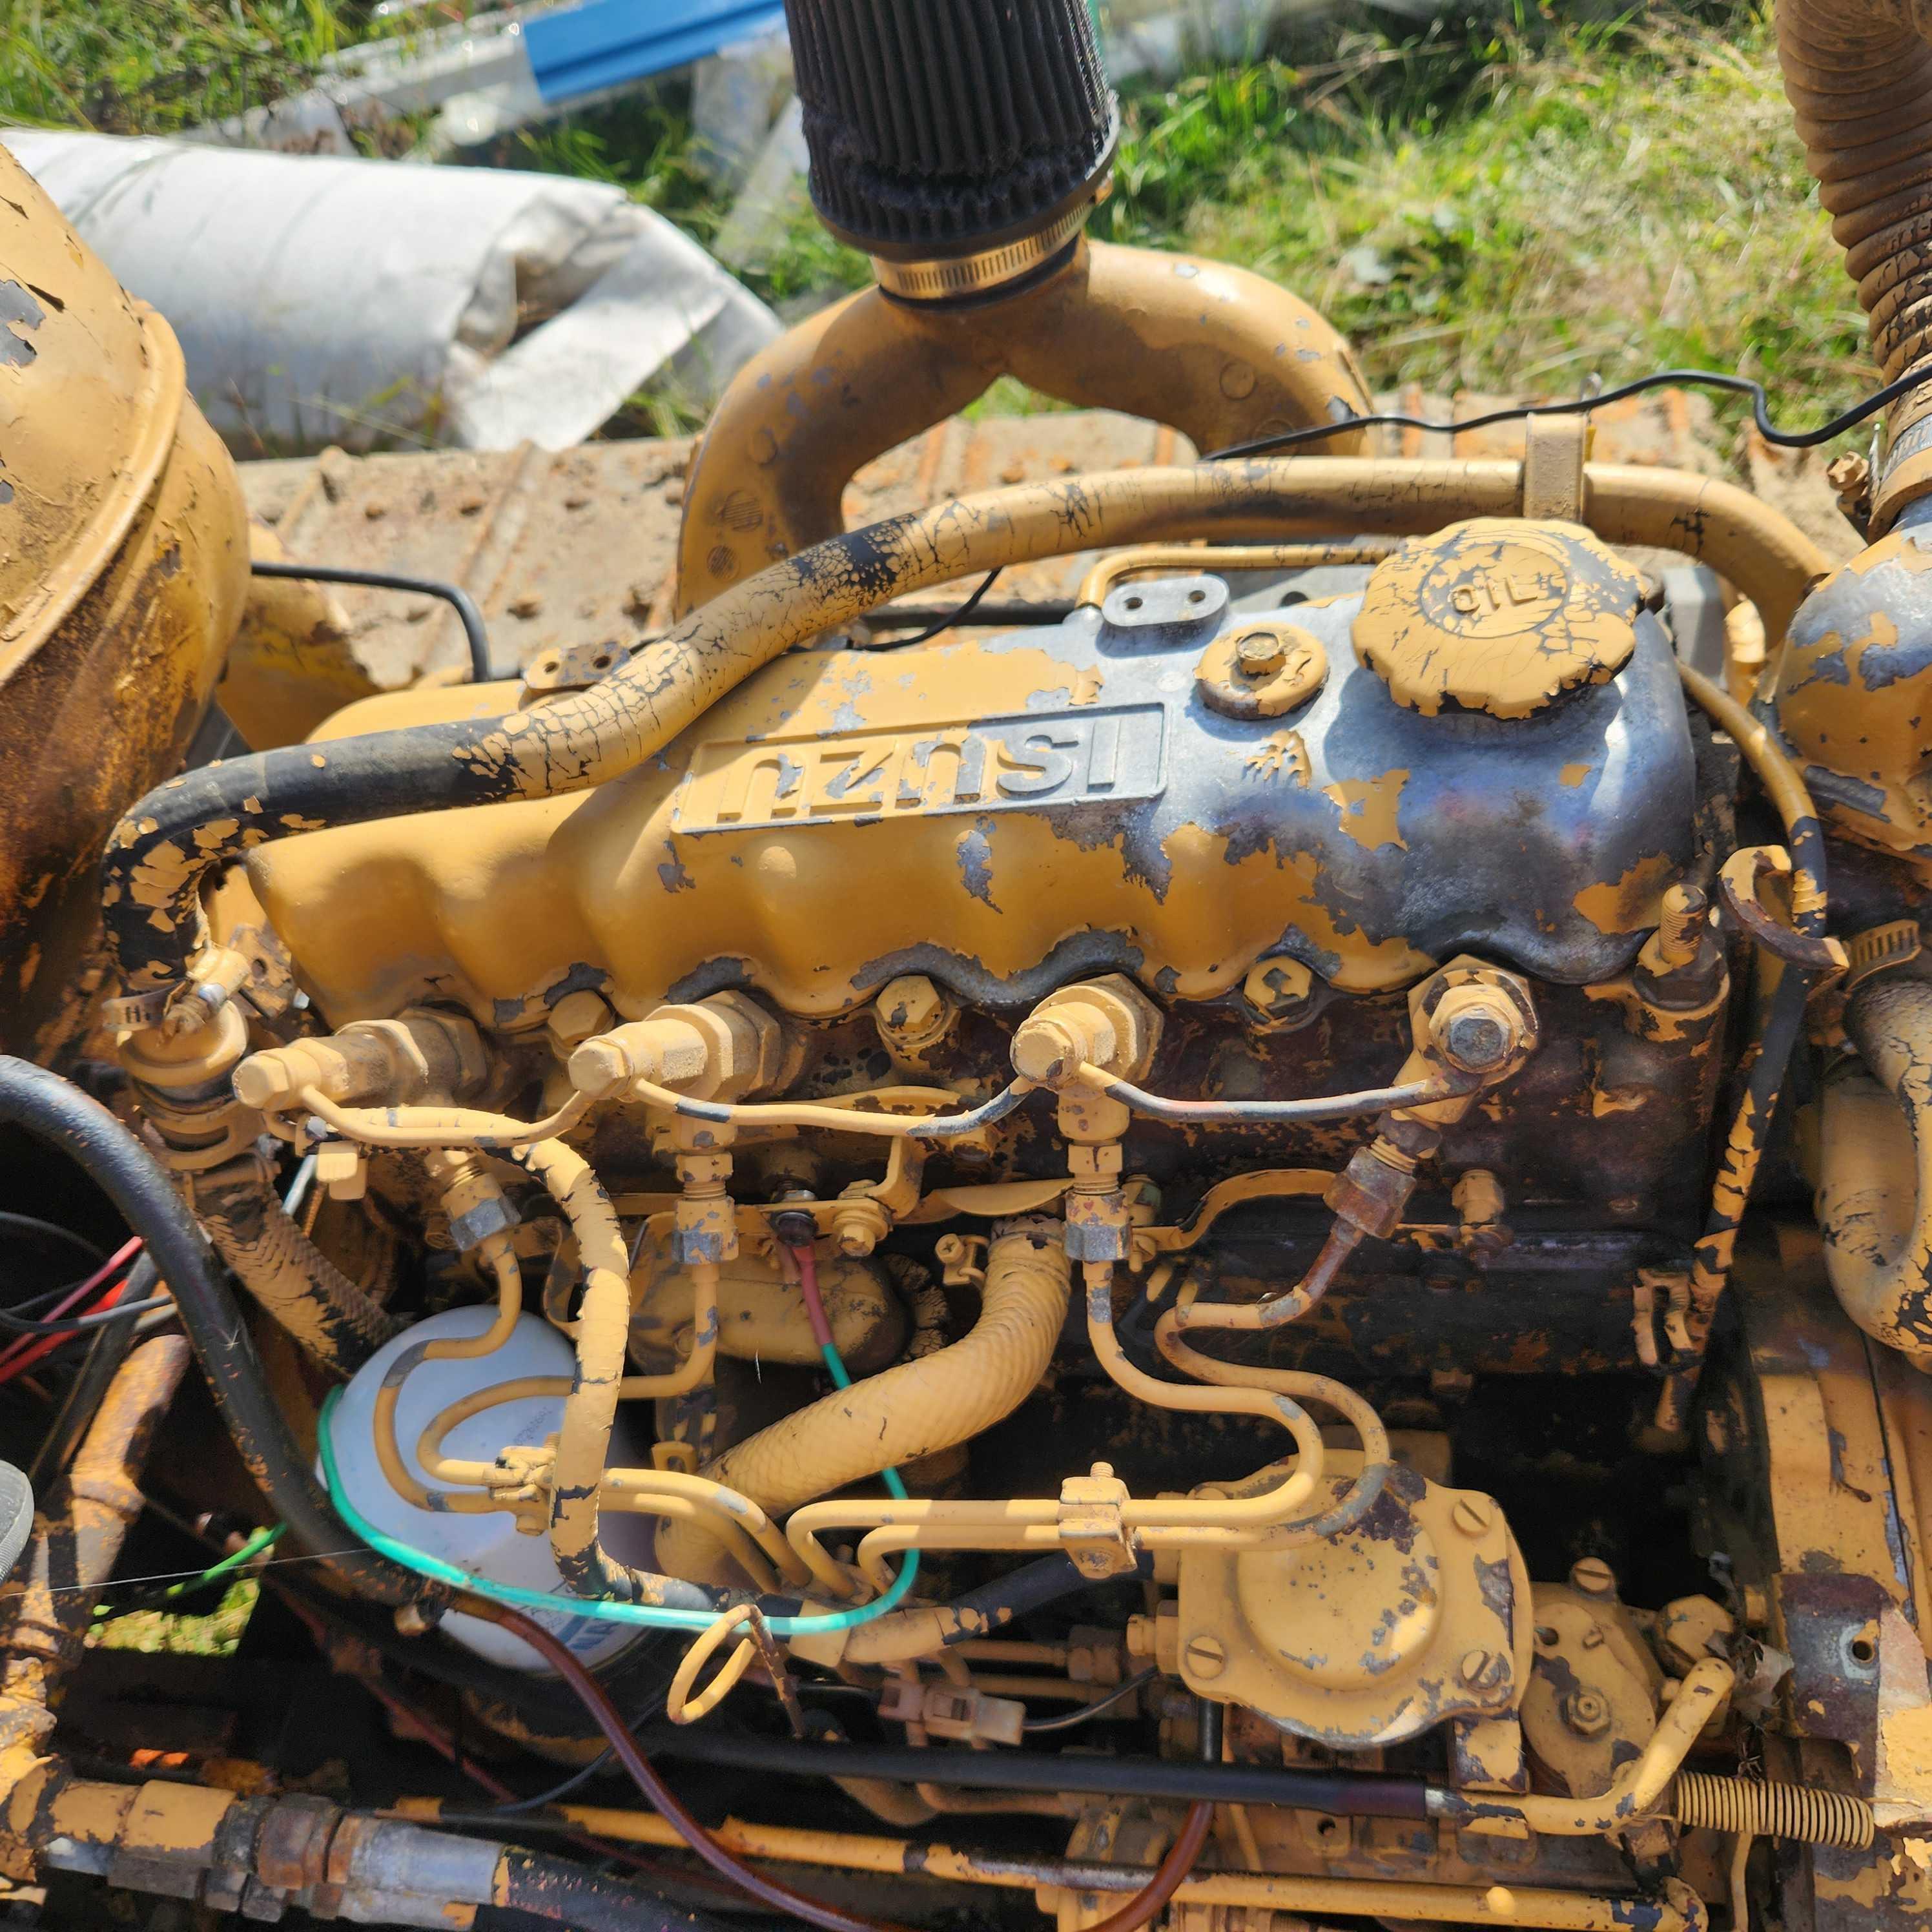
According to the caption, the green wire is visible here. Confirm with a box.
[163,1521,283,1599]
[317,1372,918,1638]
[92,1520,285,1619]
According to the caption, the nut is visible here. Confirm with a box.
[1428,985,1525,1074]
[1182,1633,1228,1680]
[1562,1690,1611,1739]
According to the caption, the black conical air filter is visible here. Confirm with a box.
[782,0,1120,299]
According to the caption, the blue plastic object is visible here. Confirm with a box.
[524,0,788,105]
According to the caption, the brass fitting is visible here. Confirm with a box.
[569,991,786,1102]
[232,1009,486,1113]
[1010,974,1163,1089]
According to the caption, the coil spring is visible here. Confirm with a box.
[1672,1771,1874,1849]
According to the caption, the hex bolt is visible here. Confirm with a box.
[1562,1690,1612,1739]
[1452,1495,1496,1538]
[1242,956,1314,1022]
[1570,1556,1618,1599]
[874,973,952,1054]
[1183,1633,1228,1680]
[1443,1009,1510,1070]
[1234,630,1287,678]
[1459,1647,1505,1690]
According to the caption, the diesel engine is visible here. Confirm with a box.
[12,1,1932,1929]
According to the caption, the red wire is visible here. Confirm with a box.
[0,1235,145,1385]
[791,1241,838,1355]
[467,1596,1209,1932]
[0,1275,132,1389]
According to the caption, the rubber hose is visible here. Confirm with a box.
[485,1850,734,1932]
[197,1166,396,1376]
[1776,0,1932,522]
[654,1222,1070,1585]
[0,1056,421,1605]
[1819,972,1932,1364]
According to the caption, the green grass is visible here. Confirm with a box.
[0,0,1873,447]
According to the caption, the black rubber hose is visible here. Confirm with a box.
[483,1851,735,1932]
[937,1550,1151,1644]
[628,1724,1434,1820]
[0,1058,422,1607]
[249,561,493,684]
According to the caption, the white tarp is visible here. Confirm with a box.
[4,130,779,455]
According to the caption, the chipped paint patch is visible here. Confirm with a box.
[1322,770,1410,852]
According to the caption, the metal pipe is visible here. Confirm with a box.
[0,1335,190,1755]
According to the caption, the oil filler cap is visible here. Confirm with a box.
[1352,519,1645,719]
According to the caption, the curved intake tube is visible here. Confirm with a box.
[653,1224,1071,1588]
[1818,973,1932,1367]
[1778,0,1932,529]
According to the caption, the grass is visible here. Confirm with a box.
[0,0,1873,448]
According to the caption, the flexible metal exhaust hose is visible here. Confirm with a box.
[196,1165,397,1377]
[653,1224,1071,1587]
[100,458,1827,1011]
[0,1056,422,1605]
[1818,972,1932,1366]
[1777,0,1932,524]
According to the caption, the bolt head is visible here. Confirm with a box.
[1182,1633,1228,1679]
[1235,630,1287,677]
[1570,1556,1617,1599]
[876,973,950,1050]
[1241,955,1315,1020]
[1443,1009,1510,1070]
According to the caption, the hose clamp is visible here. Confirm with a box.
[870,183,1109,303]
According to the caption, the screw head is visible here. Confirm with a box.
[1452,1495,1496,1538]
[1458,1647,1505,1690]
[1234,630,1287,677]
[1570,1556,1617,1599]
[1183,1632,1228,1679]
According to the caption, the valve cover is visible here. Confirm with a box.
[247,523,1696,1028]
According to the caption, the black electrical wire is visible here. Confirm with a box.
[0,1211,107,1271]
[1204,362,1932,463]
[1022,1665,1160,1734]
[25,1258,154,1487]
[860,566,1005,648]
[867,598,1076,630]
[484,1747,616,1818]
[0,1289,172,1335]
[249,560,493,684]
[0,1057,421,1606]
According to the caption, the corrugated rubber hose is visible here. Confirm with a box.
[653,1222,1070,1587]
[1777,0,1932,524]
[196,1165,396,1377]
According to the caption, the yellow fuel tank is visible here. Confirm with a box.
[0,141,251,1056]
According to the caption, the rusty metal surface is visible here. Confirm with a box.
[236,388,1725,691]
[0,145,251,1060]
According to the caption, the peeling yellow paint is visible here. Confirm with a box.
[1572,851,1676,937]
[1322,770,1410,852]
[1560,763,1591,788]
